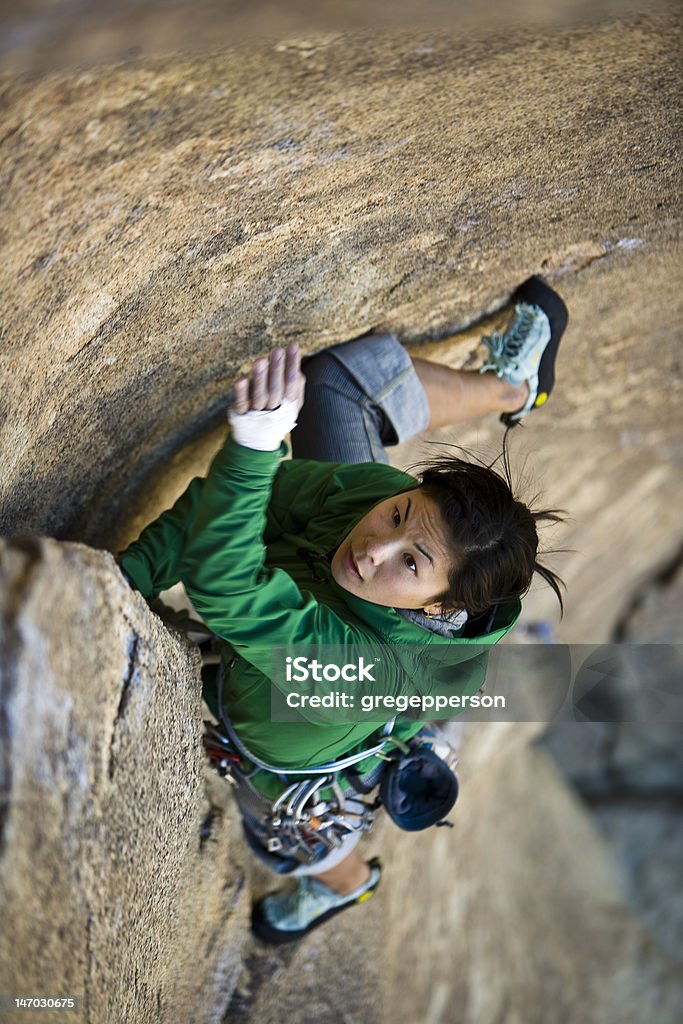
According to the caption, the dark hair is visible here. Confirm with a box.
[415,439,566,617]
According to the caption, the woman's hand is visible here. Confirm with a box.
[233,343,305,416]
[229,343,306,452]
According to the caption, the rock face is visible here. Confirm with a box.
[0,538,248,1023]
[1,11,682,1024]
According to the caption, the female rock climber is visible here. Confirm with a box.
[118,276,568,943]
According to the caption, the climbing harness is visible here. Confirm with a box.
[203,656,386,864]
[202,654,461,865]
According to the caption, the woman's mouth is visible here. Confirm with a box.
[345,546,362,581]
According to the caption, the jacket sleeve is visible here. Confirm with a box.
[179,438,371,678]
[116,474,207,600]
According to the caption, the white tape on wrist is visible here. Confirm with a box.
[228,397,299,451]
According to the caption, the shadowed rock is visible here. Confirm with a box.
[0,538,247,1022]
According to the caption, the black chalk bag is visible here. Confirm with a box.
[379,747,459,831]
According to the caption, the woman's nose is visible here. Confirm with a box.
[365,536,392,564]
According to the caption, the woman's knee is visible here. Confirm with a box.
[301,349,346,388]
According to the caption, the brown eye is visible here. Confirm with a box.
[392,508,401,527]
[404,553,417,573]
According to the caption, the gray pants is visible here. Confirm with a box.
[239,333,430,875]
[291,332,430,462]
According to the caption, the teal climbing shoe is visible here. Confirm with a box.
[251,857,382,944]
[480,276,569,427]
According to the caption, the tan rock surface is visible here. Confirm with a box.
[378,736,682,1024]
[0,538,247,1023]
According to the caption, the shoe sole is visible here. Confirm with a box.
[500,276,569,427]
[251,858,382,945]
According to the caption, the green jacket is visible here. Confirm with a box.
[119,436,520,796]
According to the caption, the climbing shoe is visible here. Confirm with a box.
[251,857,382,944]
[480,276,569,426]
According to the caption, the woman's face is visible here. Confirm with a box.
[331,488,454,612]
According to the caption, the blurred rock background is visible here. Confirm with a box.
[0,2,681,1022]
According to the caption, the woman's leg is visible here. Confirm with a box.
[310,848,371,894]
[411,357,528,430]
[290,333,529,465]
[292,277,568,455]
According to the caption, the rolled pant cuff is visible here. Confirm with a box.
[325,332,430,444]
